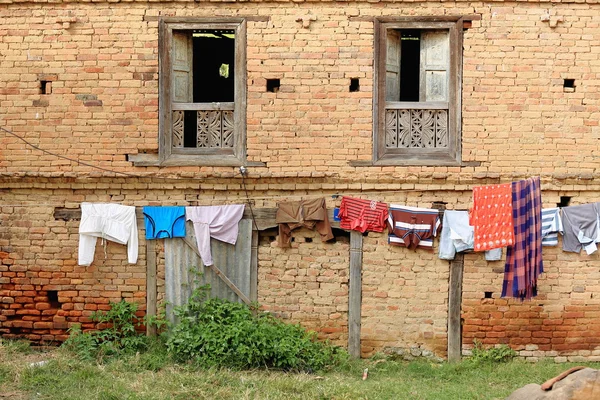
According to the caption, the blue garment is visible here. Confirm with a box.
[143,206,186,239]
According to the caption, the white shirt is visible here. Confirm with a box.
[78,203,138,266]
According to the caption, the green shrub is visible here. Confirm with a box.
[469,340,517,363]
[63,300,147,362]
[165,285,346,372]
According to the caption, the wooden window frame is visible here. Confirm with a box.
[158,17,247,167]
[373,18,463,166]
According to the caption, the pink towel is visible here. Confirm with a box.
[185,205,245,266]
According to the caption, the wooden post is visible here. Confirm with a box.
[146,240,157,337]
[250,230,259,302]
[447,253,464,362]
[348,231,363,358]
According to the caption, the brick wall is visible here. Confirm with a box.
[462,192,600,362]
[1,1,600,359]
[258,229,350,347]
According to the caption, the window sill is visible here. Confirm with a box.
[350,155,462,167]
[127,153,265,167]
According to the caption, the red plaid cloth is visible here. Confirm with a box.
[502,176,543,300]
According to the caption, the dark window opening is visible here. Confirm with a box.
[192,29,235,103]
[557,196,571,208]
[266,79,280,93]
[183,110,197,148]
[40,80,51,95]
[399,30,420,102]
[349,78,360,92]
[175,29,236,148]
[484,292,493,299]
[563,79,575,89]
[47,290,61,308]
[305,237,313,243]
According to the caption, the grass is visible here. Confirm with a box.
[1,339,599,400]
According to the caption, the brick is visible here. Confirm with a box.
[0,2,599,363]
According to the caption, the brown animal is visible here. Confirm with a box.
[506,368,600,400]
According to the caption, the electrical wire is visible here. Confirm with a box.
[1,126,142,178]
[240,169,259,230]
[0,125,479,205]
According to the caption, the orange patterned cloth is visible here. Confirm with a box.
[470,183,514,251]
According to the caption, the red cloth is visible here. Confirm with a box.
[470,183,514,251]
[339,197,388,233]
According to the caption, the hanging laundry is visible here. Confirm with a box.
[438,210,502,261]
[502,176,543,300]
[470,183,514,251]
[276,197,334,247]
[143,206,186,240]
[78,203,138,266]
[561,203,600,255]
[338,196,388,233]
[541,207,563,246]
[185,205,245,266]
[388,204,441,251]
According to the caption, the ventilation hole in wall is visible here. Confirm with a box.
[269,236,276,242]
[563,79,575,89]
[266,79,280,93]
[349,78,360,92]
[40,80,51,95]
[291,237,295,242]
[557,196,571,208]
[431,201,447,210]
[484,292,493,299]
[305,237,313,243]
[47,290,61,308]
[333,228,350,240]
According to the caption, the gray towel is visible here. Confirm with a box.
[561,203,600,254]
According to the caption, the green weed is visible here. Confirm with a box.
[63,299,148,362]
[165,284,347,372]
[469,340,517,364]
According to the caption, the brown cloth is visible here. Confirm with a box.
[276,198,334,247]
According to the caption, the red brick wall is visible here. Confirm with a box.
[463,194,600,362]
[1,1,600,360]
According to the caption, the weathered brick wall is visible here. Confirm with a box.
[257,229,350,347]
[0,188,148,342]
[1,1,600,359]
[2,2,599,179]
[462,192,600,362]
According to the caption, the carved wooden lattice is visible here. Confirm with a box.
[385,109,448,148]
[172,110,235,149]
[172,111,184,147]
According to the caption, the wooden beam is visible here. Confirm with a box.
[349,15,481,23]
[448,253,464,362]
[181,237,252,306]
[146,240,157,337]
[348,231,363,358]
[53,206,341,231]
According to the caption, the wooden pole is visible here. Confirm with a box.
[447,253,464,362]
[146,240,157,337]
[348,231,363,358]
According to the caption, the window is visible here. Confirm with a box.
[374,19,463,165]
[159,18,247,166]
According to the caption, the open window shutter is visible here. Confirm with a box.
[385,30,401,102]
[419,30,449,102]
[172,31,193,103]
